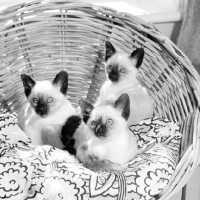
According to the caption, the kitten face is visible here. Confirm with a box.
[27,81,66,117]
[105,41,144,82]
[80,94,130,139]
[30,93,51,116]
[87,106,123,138]
[106,54,136,82]
[21,71,68,117]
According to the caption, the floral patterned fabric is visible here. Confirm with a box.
[0,112,182,200]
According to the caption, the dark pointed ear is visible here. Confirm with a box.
[105,41,116,61]
[79,99,94,123]
[114,93,130,121]
[129,48,145,69]
[21,74,35,97]
[52,71,68,95]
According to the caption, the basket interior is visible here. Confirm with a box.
[0,0,200,157]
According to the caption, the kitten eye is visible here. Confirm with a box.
[120,68,126,73]
[32,98,38,104]
[106,119,113,125]
[108,65,113,70]
[91,120,96,127]
[47,97,53,103]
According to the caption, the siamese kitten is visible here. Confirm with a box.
[96,41,154,125]
[17,71,76,148]
[76,93,138,171]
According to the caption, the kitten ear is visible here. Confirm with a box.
[129,48,144,69]
[21,74,35,97]
[105,41,116,61]
[52,71,68,95]
[114,93,130,121]
[79,99,94,123]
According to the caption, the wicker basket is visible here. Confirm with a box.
[0,0,200,199]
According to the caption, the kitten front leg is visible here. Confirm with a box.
[77,144,121,171]
[86,156,121,171]
[42,125,64,149]
[17,103,32,131]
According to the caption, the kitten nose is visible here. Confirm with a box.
[96,125,103,132]
[39,107,44,112]
[95,125,106,137]
[97,128,103,133]
[109,74,118,82]
[37,107,46,115]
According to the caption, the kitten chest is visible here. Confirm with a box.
[88,131,138,165]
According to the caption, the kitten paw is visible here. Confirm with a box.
[85,155,121,171]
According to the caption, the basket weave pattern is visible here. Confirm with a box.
[0,0,200,199]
